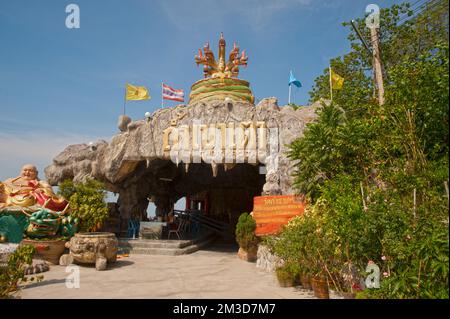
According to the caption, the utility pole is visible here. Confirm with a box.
[351,20,385,106]
[370,26,385,105]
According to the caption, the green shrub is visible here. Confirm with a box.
[284,1,449,298]
[58,179,109,232]
[235,213,258,251]
[276,264,297,286]
[0,245,42,299]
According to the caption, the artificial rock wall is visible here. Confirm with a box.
[45,98,319,223]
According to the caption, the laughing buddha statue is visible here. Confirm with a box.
[0,164,68,212]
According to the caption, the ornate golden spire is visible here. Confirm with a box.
[194,33,248,79]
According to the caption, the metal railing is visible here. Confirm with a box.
[173,209,233,239]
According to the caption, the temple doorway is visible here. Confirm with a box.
[107,160,265,240]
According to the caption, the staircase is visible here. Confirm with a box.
[174,209,234,240]
[118,231,216,256]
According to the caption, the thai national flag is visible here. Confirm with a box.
[162,83,184,102]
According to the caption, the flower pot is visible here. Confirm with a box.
[21,239,66,265]
[237,247,257,262]
[65,232,118,270]
[300,275,312,290]
[276,272,296,287]
[341,292,356,299]
[311,277,329,299]
[294,274,302,286]
[277,277,295,287]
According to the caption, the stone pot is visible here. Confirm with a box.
[21,239,66,265]
[237,247,257,262]
[61,232,118,271]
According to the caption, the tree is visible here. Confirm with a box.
[285,1,449,298]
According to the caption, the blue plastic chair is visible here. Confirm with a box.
[189,212,200,235]
[127,219,140,239]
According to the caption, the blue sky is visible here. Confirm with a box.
[0,0,404,185]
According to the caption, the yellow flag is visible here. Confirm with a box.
[125,83,150,101]
[330,69,344,90]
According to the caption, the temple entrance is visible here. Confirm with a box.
[108,159,265,242]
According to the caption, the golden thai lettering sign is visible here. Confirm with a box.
[253,195,305,236]
[162,121,274,165]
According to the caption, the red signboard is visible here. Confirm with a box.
[253,195,305,236]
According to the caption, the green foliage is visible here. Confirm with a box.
[270,207,327,278]
[276,262,299,285]
[284,1,449,298]
[288,102,371,200]
[0,245,42,299]
[235,213,258,251]
[58,179,109,232]
[383,44,449,163]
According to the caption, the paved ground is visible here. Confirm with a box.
[19,243,315,299]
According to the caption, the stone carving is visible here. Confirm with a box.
[60,232,118,271]
[194,32,247,79]
[190,33,254,104]
[24,259,50,275]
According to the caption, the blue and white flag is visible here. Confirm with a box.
[289,70,302,88]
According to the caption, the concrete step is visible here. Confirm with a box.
[126,236,215,256]
[118,232,216,256]
[119,239,193,249]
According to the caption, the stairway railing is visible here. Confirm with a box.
[173,209,233,239]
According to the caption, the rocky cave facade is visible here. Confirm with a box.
[45,97,319,233]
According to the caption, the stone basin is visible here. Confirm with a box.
[61,232,118,271]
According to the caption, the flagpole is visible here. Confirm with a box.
[288,84,291,105]
[123,85,127,115]
[329,66,333,103]
[161,82,164,108]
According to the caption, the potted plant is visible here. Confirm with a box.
[339,262,363,299]
[298,257,314,290]
[275,265,296,287]
[311,268,330,299]
[276,261,301,287]
[235,213,259,262]
[309,227,331,299]
[58,179,118,270]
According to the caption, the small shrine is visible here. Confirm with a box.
[189,33,255,105]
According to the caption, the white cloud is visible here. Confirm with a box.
[160,0,313,31]
[0,132,107,181]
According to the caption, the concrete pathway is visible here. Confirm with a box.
[19,243,315,299]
